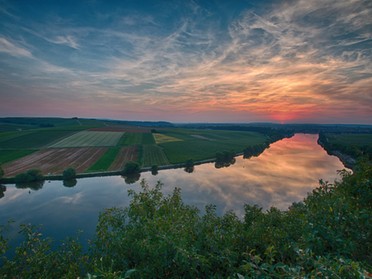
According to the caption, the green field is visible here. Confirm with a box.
[87,147,120,172]
[0,150,36,164]
[159,129,268,163]
[50,131,124,147]
[0,130,76,149]
[120,133,155,145]
[142,133,156,144]
[142,145,169,167]
[325,133,372,147]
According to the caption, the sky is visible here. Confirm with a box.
[0,0,371,124]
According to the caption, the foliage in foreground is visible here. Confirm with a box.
[0,162,371,278]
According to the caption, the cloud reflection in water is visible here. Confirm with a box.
[139,134,347,214]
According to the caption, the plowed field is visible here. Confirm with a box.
[143,145,169,167]
[109,146,138,171]
[3,147,107,176]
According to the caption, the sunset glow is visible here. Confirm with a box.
[0,0,371,123]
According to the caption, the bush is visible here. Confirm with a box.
[0,166,4,179]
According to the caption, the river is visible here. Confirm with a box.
[0,134,348,247]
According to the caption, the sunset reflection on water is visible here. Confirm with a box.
[140,134,348,214]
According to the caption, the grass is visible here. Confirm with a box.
[0,130,77,149]
[50,131,124,148]
[0,150,36,164]
[142,145,169,167]
[87,147,120,172]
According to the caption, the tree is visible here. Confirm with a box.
[122,161,141,176]
[63,167,76,180]
[0,166,4,179]
[15,169,43,183]
[184,159,194,173]
[215,150,236,168]
[0,185,6,199]
[151,165,158,176]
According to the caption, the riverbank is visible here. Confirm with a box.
[317,137,356,169]
[0,153,242,184]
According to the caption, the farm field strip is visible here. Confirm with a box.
[3,149,62,176]
[153,133,182,144]
[120,133,154,145]
[49,131,124,147]
[109,146,138,171]
[120,133,143,145]
[142,145,169,167]
[0,150,37,164]
[2,147,108,176]
[75,148,109,171]
[142,133,155,144]
[87,147,120,172]
[0,130,77,149]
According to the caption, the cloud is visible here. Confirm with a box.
[49,35,79,49]
[0,37,32,57]
[0,0,371,122]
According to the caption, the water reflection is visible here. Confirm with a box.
[63,179,78,188]
[134,134,347,215]
[15,180,44,191]
[0,185,6,199]
[123,173,141,184]
[0,134,347,247]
